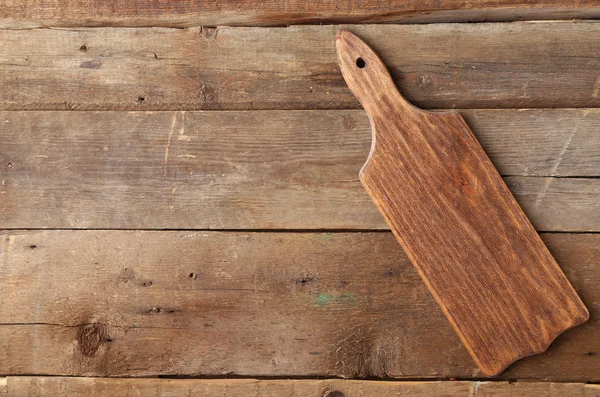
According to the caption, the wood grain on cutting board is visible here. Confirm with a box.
[336,30,589,376]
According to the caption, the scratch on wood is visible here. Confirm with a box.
[550,124,577,177]
[468,381,484,397]
[163,111,185,180]
[163,113,177,180]
[533,175,554,209]
[176,111,188,141]
[534,124,578,207]
[0,235,8,270]
[592,75,600,98]
[182,233,210,238]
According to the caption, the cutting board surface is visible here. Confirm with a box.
[336,30,589,376]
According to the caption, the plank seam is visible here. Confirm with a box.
[0,229,598,234]
[0,374,596,383]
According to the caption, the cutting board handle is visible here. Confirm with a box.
[336,30,417,118]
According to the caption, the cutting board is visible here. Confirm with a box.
[336,30,589,376]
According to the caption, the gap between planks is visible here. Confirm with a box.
[0,229,599,233]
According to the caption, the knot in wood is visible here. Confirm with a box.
[77,323,111,357]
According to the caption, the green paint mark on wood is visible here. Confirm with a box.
[320,232,332,240]
[316,293,330,306]
[315,292,356,306]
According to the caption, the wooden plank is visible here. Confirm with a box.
[337,29,588,376]
[1,110,598,231]
[461,109,600,178]
[0,231,597,380]
[5,377,600,397]
[2,1,600,28]
[1,23,600,110]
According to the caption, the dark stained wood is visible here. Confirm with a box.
[1,110,599,231]
[2,1,600,28]
[0,231,597,380]
[336,30,588,376]
[1,23,600,110]
[5,377,600,397]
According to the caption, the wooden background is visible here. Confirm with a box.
[0,2,599,396]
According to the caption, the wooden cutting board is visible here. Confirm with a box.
[336,30,589,376]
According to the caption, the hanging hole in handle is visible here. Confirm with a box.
[356,57,366,68]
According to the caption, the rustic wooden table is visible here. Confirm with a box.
[0,2,599,396]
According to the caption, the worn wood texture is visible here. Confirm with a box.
[2,23,600,110]
[2,1,600,28]
[337,30,588,376]
[0,231,597,380]
[1,110,599,231]
[5,377,600,397]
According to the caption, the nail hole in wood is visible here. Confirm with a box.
[189,272,198,280]
[356,57,366,68]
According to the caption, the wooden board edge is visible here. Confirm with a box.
[4,377,599,396]
[1,6,600,28]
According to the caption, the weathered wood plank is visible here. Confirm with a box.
[1,23,600,110]
[2,1,600,28]
[0,231,597,380]
[5,377,600,397]
[461,109,600,177]
[1,110,598,231]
